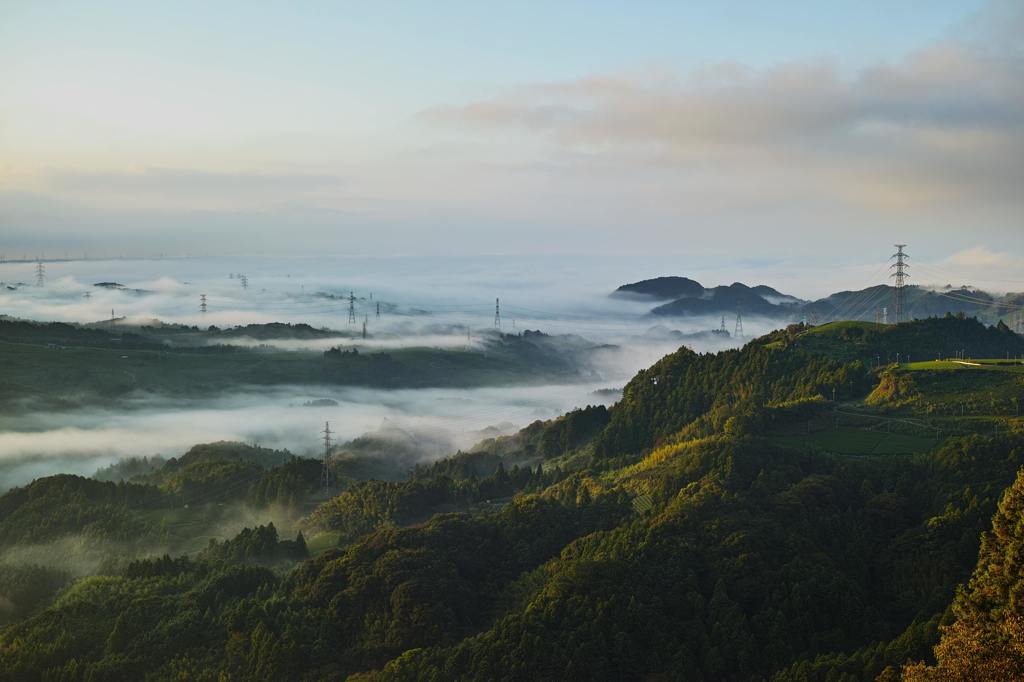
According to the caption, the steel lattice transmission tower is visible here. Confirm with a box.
[734,309,744,340]
[890,244,910,324]
[494,298,501,329]
[348,291,356,324]
[35,261,45,287]
[199,294,208,314]
[320,421,333,496]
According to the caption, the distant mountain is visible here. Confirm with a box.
[641,324,731,342]
[650,282,799,317]
[620,275,1022,327]
[751,284,803,305]
[613,276,704,301]
[614,276,804,316]
[804,285,1020,324]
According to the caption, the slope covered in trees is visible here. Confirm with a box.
[0,319,603,414]
[1,316,1023,680]
[903,468,1024,681]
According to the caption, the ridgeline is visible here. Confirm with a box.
[2,315,1024,680]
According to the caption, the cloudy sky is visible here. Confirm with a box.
[0,1,1021,283]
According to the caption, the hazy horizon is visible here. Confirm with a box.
[2,0,1022,285]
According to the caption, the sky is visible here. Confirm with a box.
[1,0,1022,284]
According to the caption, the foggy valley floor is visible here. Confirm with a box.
[1,286,1024,679]
[5,2,1024,678]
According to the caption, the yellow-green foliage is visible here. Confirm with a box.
[866,370,920,407]
[614,436,718,497]
[904,468,1024,680]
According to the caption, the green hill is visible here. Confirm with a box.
[769,316,1024,364]
[0,319,598,414]
[904,467,1024,680]
[3,316,1024,680]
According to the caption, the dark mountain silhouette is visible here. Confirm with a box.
[751,284,802,304]
[650,282,796,316]
[806,285,1017,323]
[613,276,704,301]
[617,275,1023,326]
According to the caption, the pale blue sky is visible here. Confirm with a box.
[0,1,987,109]
[0,0,1021,286]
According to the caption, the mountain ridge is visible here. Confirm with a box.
[615,275,1024,327]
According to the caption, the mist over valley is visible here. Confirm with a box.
[3,2,1024,678]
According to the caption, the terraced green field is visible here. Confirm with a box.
[903,358,1024,373]
[802,320,888,335]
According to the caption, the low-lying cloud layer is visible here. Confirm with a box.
[0,382,617,491]
[0,255,779,490]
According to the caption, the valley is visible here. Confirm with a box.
[2,315,1023,680]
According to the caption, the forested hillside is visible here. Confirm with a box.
[904,468,1024,680]
[0,319,600,413]
[2,316,1023,680]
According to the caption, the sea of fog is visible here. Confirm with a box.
[0,253,788,337]
[0,254,788,489]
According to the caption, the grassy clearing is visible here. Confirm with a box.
[904,358,1024,373]
[803,321,887,336]
[900,369,1023,418]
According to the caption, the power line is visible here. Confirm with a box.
[929,288,1024,312]
[891,244,909,324]
[846,286,894,325]
[320,421,333,496]
[819,260,892,323]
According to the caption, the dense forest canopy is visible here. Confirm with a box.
[1,315,1023,680]
[0,319,604,414]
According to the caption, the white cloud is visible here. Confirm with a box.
[421,34,1024,214]
[1,4,1021,263]
[946,246,1012,268]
